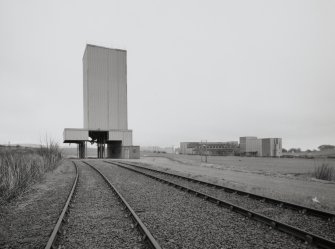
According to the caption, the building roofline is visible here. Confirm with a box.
[82,44,127,61]
[86,43,127,52]
[181,141,238,144]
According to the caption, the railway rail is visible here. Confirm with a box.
[45,161,79,249]
[45,160,161,249]
[113,161,335,220]
[105,160,335,249]
[82,161,162,249]
[89,160,314,248]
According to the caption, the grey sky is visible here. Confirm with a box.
[0,0,334,150]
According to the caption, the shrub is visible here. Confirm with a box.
[37,140,62,171]
[313,163,334,181]
[0,142,62,203]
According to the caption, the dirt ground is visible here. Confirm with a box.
[133,154,335,212]
[0,160,75,248]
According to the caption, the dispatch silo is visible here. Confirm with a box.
[64,44,139,159]
[83,45,128,131]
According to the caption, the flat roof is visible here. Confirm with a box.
[63,128,132,132]
[181,141,238,144]
[86,43,126,52]
[82,44,127,61]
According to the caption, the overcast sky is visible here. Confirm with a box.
[0,0,334,150]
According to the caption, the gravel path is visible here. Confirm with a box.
[118,161,335,242]
[56,161,145,249]
[0,160,75,248]
[92,160,312,249]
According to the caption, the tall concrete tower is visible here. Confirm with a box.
[83,45,128,130]
[63,44,139,159]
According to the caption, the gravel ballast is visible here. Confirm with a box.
[0,160,75,248]
[56,161,145,249]
[92,160,312,249]
[119,161,335,242]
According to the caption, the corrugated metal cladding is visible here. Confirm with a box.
[239,137,260,154]
[83,45,128,130]
[83,50,88,129]
[108,130,132,146]
[63,129,88,141]
[240,136,282,157]
[262,138,282,157]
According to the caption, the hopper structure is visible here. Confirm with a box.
[63,44,140,159]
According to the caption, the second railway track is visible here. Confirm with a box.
[91,159,326,249]
[105,160,335,249]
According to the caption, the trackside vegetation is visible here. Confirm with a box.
[313,163,334,181]
[0,142,62,203]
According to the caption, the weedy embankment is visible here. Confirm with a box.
[0,142,62,203]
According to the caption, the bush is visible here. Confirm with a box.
[0,142,62,203]
[37,140,62,171]
[313,163,334,181]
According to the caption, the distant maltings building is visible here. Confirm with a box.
[63,44,139,159]
[239,137,282,157]
[180,137,282,157]
[180,142,239,156]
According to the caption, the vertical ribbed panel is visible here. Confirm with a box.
[108,49,118,129]
[83,45,128,130]
[257,139,263,156]
[83,50,88,128]
[262,138,271,156]
[117,50,128,129]
[88,46,109,129]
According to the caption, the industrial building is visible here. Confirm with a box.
[239,137,262,156]
[239,137,282,157]
[180,137,282,157]
[261,138,282,157]
[63,44,140,159]
[180,142,239,156]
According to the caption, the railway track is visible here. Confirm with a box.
[104,160,335,249]
[45,161,79,249]
[89,160,320,248]
[45,161,161,249]
[114,161,335,221]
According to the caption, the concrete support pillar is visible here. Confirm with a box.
[97,143,105,158]
[78,142,86,159]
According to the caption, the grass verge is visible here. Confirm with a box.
[313,163,334,181]
[0,142,62,203]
